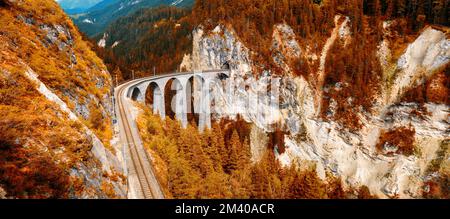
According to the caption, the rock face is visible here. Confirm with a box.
[0,0,126,198]
[182,25,294,132]
[181,19,449,198]
[271,24,302,74]
[183,25,253,74]
[387,27,450,105]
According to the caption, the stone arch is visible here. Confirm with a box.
[221,61,230,70]
[145,82,163,115]
[217,72,229,81]
[164,78,183,121]
[131,87,142,101]
[185,75,205,127]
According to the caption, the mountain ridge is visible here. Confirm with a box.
[68,0,194,37]
[57,0,102,14]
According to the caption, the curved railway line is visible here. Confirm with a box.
[116,79,165,199]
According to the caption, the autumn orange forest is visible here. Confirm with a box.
[0,0,449,206]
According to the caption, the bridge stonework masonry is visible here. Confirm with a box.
[125,70,230,131]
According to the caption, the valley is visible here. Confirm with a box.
[0,0,448,199]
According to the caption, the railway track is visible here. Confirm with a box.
[115,71,228,199]
[116,82,164,199]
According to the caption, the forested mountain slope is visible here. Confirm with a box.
[0,0,126,198]
[70,0,194,37]
[94,6,193,80]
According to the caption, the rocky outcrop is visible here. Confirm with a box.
[387,27,450,105]
[183,25,253,73]
[271,23,302,74]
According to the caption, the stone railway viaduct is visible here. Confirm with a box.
[126,70,230,130]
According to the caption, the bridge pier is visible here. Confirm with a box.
[172,80,188,128]
[153,86,165,119]
[198,80,212,132]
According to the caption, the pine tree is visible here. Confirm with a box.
[182,126,213,177]
[229,137,253,198]
[237,137,251,168]
[168,158,202,198]
[211,123,227,169]
[225,130,241,173]
[200,171,232,198]
[326,174,346,199]
[289,167,327,199]
[250,164,271,198]
[358,185,377,199]
[201,129,224,173]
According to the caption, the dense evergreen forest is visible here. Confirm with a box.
[137,107,379,198]
[93,6,193,82]
[93,0,448,82]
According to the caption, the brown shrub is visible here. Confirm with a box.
[101,181,117,199]
[357,185,378,199]
[376,126,416,156]
[219,116,252,146]
[423,174,449,199]
[0,141,70,198]
[288,169,328,199]
[401,69,449,105]
[267,127,286,154]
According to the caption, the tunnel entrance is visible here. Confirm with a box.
[217,72,229,81]
[221,61,230,70]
